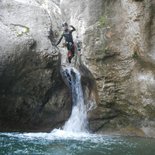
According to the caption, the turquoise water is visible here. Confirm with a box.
[0,130,155,155]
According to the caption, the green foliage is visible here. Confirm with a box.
[16,26,30,37]
[132,51,138,59]
[98,16,107,28]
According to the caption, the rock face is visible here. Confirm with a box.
[1,0,155,138]
[60,0,155,137]
[0,0,71,132]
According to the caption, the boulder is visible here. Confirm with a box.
[0,0,71,132]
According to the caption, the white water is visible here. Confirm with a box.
[2,129,106,142]
[0,68,96,142]
[62,67,88,133]
[1,67,91,142]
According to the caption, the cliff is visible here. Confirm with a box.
[60,0,155,137]
[0,0,71,131]
[0,0,155,137]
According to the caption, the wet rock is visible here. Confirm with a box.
[0,0,70,132]
[60,0,155,137]
[88,107,118,121]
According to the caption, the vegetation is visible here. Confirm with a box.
[16,26,30,37]
[132,51,139,59]
[98,15,107,28]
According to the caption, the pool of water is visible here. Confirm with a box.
[0,129,155,155]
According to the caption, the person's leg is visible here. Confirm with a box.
[71,44,75,57]
[68,56,71,63]
[69,43,75,63]
[66,43,71,63]
[66,43,75,63]
[67,51,72,63]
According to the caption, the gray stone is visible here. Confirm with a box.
[1,0,155,138]
[0,0,70,132]
[60,0,155,137]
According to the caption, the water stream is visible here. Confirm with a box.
[62,67,88,132]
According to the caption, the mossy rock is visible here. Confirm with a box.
[132,51,139,59]
[98,16,107,28]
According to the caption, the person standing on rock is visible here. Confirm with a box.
[56,22,76,63]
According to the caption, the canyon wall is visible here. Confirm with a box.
[60,0,155,137]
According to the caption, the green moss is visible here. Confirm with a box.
[132,51,138,59]
[98,16,107,28]
[16,26,30,37]
[145,105,155,118]
[24,27,30,33]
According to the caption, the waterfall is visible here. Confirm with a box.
[62,67,88,133]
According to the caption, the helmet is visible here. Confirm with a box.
[62,22,68,27]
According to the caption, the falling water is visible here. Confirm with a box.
[62,67,88,132]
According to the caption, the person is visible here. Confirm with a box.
[75,36,82,55]
[56,22,76,63]
[74,35,82,65]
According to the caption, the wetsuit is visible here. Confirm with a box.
[56,26,76,63]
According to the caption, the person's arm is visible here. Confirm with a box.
[56,34,63,46]
[70,25,76,33]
